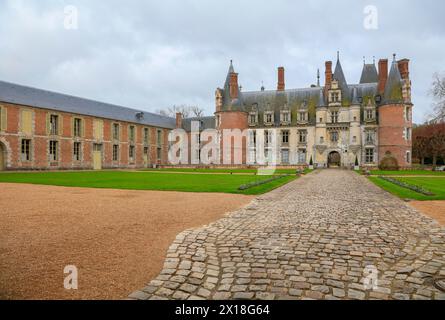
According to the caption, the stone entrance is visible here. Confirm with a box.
[328,151,341,167]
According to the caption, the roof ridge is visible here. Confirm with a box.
[0,79,174,121]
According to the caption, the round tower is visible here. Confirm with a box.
[377,56,412,169]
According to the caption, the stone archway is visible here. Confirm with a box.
[328,151,341,168]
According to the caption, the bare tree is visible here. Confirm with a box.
[189,106,205,117]
[156,105,204,118]
[430,72,445,122]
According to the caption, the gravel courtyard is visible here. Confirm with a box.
[131,170,445,300]
[0,184,253,299]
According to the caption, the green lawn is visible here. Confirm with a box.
[142,168,312,175]
[369,176,445,200]
[369,170,445,176]
[0,171,296,195]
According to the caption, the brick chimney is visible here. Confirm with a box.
[277,67,285,91]
[175,112,182,129]
[324,61,332,95]
[397,59,410,79]
[229,72,239,99]
[378,59,388,94]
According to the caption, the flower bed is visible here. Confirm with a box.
[378,176,435,196]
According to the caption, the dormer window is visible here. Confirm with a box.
[298,112,308,123]
[280,110,291,125]
[264,111,274,125]
[248,112,258,126]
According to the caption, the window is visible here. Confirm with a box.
[352,136,357,144]
[281,149,289,164]
[299,112,307,122]
[365,148,374,163]
[249,130,256,145]
[21,110,33,135]
[144,128,149,144]
[265,112,273,124]
[73,142,81,161]
[0,105,7,131]
[113,145,119,161]
[281,130,289,144]
[331,131,338,142]
[73,118,82,137]
[299,130,307,143]
[405,107,411,121]
[320,136,324,144]
[249,114,257,125]
[129,126,135,142]
[50,115,59,135]
[298,149,306,164]
[264,130,272,145]
[331,111,339,123]
[282,112,290,123]
[157,147,162,160]
[113,123,120,140]
[157,129,162,145]
[129,145,135,162]
[405,128,411,140]
[21,139,31,161]
[365,109,374,120]
[330,92,340,102]
[365,131,375,144]
[406,151,411,164]
[49,141,58,161]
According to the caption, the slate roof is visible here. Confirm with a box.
[383,58,404,103]
[182,116,215,132]
[0,80,176,129]
[360,63,379,84]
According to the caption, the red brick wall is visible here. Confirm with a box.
[217,111,248,164]
[0,102,171,170]
[378,103,412,167]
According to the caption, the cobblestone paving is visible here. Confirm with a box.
[129,170,445,300]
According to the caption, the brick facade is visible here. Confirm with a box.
[0,102,169,170]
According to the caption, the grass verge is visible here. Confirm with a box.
[0,171,297,195]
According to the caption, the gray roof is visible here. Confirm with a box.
[333,58,348,93]
[383,59,404,103]
[360,63,379,84]
[0,80,176,129]
[182,116,215,132]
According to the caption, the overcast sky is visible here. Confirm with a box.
[1,0,444,123]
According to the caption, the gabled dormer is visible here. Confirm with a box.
[280,104,291,126]
[297,101,309,124]
[328,79,342,106]
[248,103,259,126]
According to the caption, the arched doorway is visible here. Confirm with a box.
[0,142,5,171]
[328,151,341,168]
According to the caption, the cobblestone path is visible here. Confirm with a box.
[129,170,445,300]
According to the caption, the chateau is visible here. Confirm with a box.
[0,53,412,170]
[203,54,413,168]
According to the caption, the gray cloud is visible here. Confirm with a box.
[0,0,444,123]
